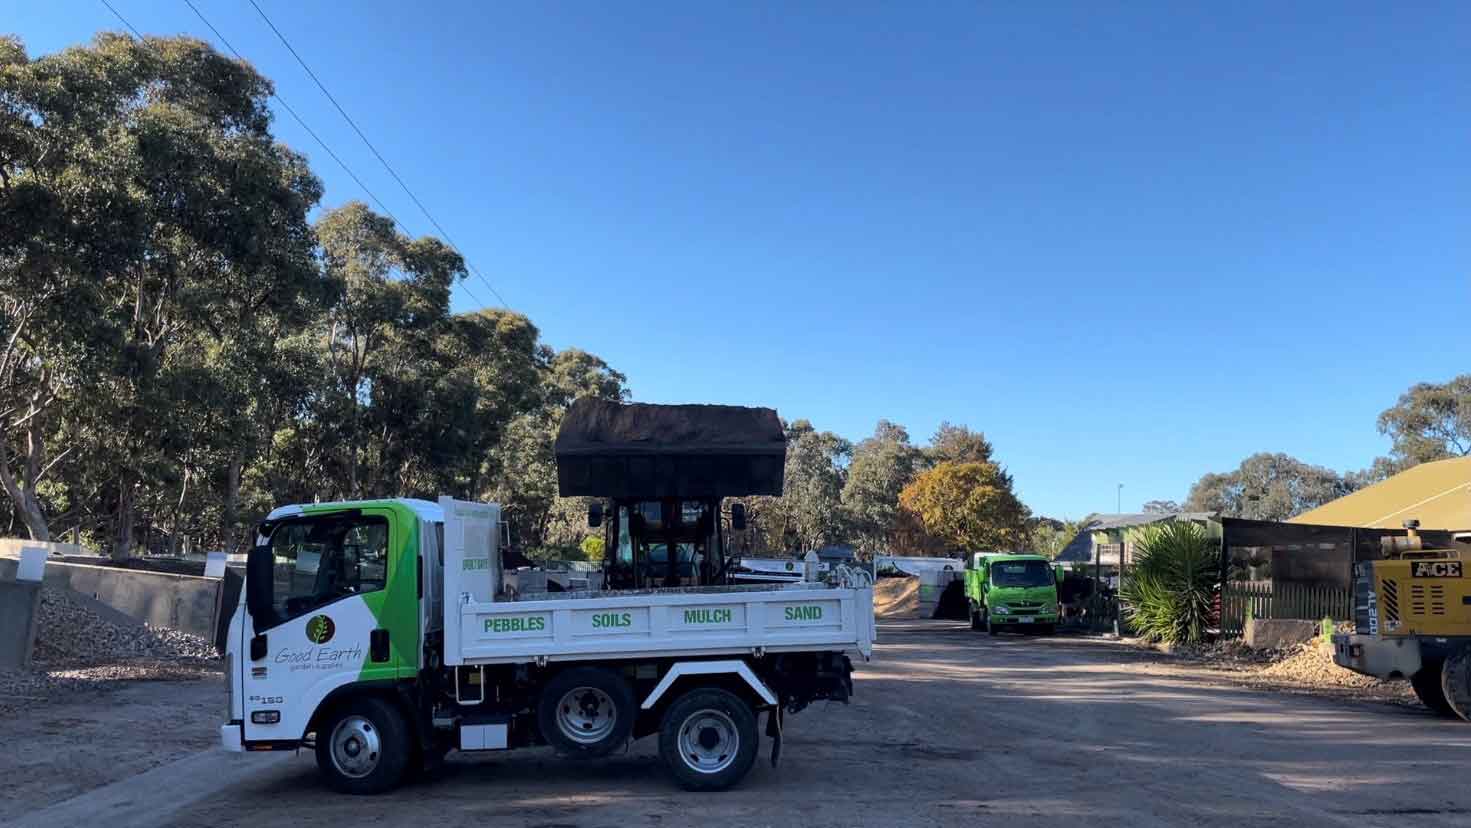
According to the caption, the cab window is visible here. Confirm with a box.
[265,515,390,623]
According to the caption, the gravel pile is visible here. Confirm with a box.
[31,586,218,663]
[0,587,220,713]
[1257,641,1384,688]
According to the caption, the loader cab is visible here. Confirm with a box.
[599,497,726,590]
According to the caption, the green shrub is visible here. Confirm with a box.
[1120,522,1217,645]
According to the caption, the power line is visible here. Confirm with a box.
[100,0,496,311]
[245,0,511,309]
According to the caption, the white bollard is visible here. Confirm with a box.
[17,546,47,583]
[803,550,819,582]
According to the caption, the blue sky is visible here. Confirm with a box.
[12,2,1470,518]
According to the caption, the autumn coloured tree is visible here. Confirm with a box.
[898,462,1030,553]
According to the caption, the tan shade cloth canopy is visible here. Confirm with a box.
[1290,456,1471,530]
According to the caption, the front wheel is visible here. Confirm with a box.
[658,688,759,791]
[314,696,412,795]
[1411,659,1454,717]
[1441,648,1471,722]
[969,604,983,631]
[987,615,1000,636]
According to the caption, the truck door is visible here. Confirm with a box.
[241,506,418,744]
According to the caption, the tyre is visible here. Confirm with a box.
[538,666,636,758]
[986,614,999,636]
[658,687,760,792]
[1411,659,1456,717]
[969,604,983,631]
[314,696,413,795]
[1440,648,1471,722]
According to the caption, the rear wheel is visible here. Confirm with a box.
[658,688,759,791]
[314,696,412,795]
[538,666,636,758]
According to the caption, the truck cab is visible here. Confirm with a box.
[964,552,1063,635]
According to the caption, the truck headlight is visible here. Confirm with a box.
[992,605,1011,615]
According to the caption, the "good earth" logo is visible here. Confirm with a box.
[306,614,335,644]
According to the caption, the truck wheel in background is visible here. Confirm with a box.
[314,696,412,795]
[658,687,759,791]
[1440,648,1471,722]
[1411,659,1456,717]
[538,666,636,758]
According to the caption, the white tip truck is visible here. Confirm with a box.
[220,401,876,793]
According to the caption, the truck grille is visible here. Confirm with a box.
[1410,584,1446,617]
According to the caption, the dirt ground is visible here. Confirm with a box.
[10,622,1471,827]
[0,677,222,823]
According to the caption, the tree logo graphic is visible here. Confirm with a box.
[306,614,335,644]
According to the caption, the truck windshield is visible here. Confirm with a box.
[263,515,389,624]
[991,560,1053,588]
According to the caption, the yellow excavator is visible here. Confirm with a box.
[1333,521,1471,719]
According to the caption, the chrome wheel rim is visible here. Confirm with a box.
[556,686,618,745]
[678,709,738,774]
[330,715,382,779]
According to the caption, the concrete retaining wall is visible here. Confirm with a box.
[1245,618,1320,650]
[0,538,84,558]
[0,580,42,669]
[0,558,223,641]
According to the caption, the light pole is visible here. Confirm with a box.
[1115,482,1125,638]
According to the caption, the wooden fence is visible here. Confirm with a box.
[1218,581,1351,638]
[1063,593,1121,633]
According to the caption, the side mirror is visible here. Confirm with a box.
[245,544,278,630]
[588,503,603,528]
[730,503,746,532]
[1054,564,1065,584]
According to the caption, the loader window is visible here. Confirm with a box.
[259,515,390,626]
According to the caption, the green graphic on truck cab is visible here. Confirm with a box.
[298,501,422,681]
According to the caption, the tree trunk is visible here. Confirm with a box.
[0,419,52,542]
[112,484,135,561]
[221,457,242,553]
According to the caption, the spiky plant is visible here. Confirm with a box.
[1120,521,1218,644]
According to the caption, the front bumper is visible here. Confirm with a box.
[1331,633,1421,680]
[220,721,244,752]
[995,614,1058,624]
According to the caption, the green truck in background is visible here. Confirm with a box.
[964,553,1063,635]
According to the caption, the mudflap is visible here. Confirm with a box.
[766,706,783,767]
[1441,645,1471,722]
